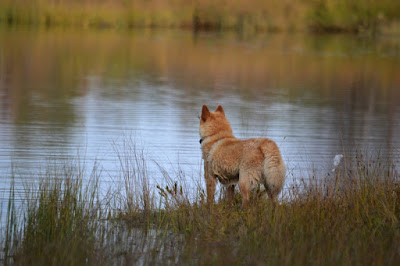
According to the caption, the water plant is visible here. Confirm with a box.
[1,146,399,265]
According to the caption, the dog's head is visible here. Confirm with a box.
[199,105,233,141]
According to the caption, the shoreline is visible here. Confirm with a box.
[1,151,399,264]
[1,1,400,35]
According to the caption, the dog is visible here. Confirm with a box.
[199,105,286,208]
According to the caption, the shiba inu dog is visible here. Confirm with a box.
[199,105,286,208]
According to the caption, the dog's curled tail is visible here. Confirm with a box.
[260,140,286,202]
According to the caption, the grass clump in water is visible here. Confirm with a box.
[1,147,400,265]
[2,161,106,265]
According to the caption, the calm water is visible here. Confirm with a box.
[1,28,400,196]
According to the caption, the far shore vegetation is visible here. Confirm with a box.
[1,0,400,34]
[1,140,400,264]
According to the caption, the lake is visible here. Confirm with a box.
[1,28,400,199]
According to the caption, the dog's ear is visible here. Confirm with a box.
[201,105,211,121]
[215,105,225,116]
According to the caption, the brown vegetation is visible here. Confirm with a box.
[1,143,400,265]
[0,0,399,33]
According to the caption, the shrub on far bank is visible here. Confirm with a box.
[0,0,399,34]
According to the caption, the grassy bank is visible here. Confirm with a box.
[0,0,400,33]
[1,147,400,265]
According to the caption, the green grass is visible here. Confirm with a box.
[1,147,400,265]
[0,0,399,33]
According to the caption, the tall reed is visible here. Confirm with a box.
[1,144,399,265]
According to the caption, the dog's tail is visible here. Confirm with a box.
[260,140,286,201]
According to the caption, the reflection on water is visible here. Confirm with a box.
[0,28,400,194]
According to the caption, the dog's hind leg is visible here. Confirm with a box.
[226,185,235,203]
[238,172,251,209]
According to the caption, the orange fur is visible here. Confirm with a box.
[200,105,286,208]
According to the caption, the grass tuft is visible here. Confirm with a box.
[1,145,400,264]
